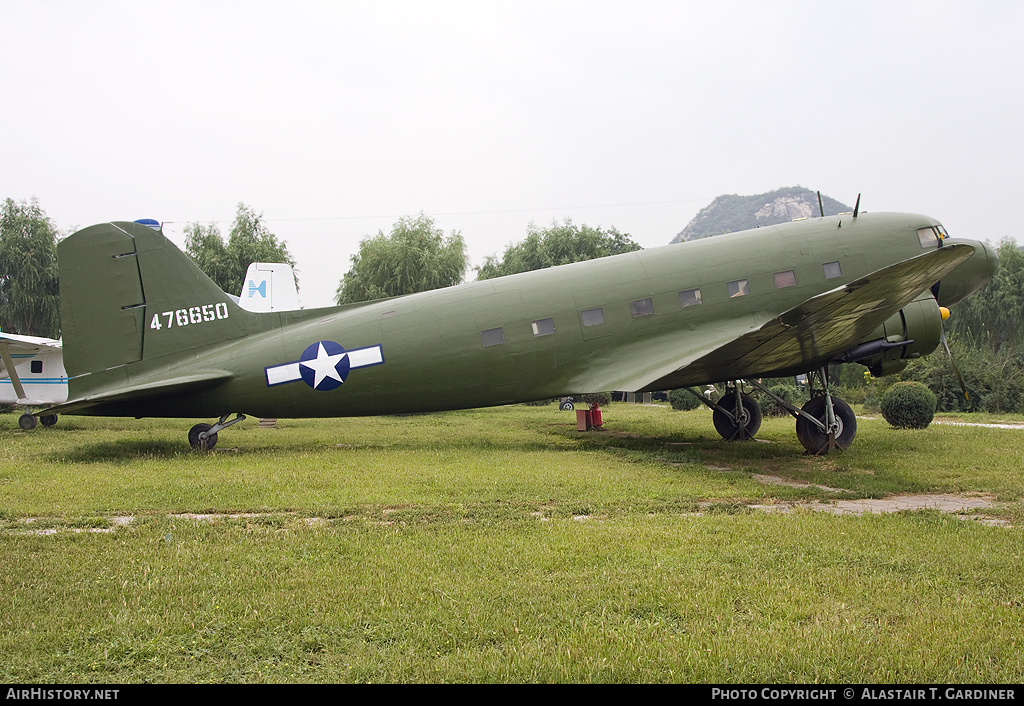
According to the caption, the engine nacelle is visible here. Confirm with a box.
[836,293,943,377]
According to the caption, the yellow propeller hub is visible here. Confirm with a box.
[940,306,951,321]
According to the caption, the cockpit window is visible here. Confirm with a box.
[917,227,940,248]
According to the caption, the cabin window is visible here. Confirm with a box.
[532,318,556,336]
[824,261,842,279]
[727,279,749,298]
[917,227,939,248]
[679,288,702,307]
[630,298,654,318]
[481,327,505,347]
[31,360,43,374]
[774,270,797,289]
[581,308,605,327]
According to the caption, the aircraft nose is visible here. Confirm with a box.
[934,238,998,307]
[983,240,999,278]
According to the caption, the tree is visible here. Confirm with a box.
[949,238,1024,354]
[184,203,296,295]
[0,198,61,337]
[477,218,642,279]
[335,213,467,304]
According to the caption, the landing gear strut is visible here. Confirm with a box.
[188,413,246,451]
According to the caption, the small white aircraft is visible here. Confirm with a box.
[0,331,68,429]
[3,260,299,429]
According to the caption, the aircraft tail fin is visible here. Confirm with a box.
[58,221,257,378]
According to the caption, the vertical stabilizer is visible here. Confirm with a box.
[58,222,255,378]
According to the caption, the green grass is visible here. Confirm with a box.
[1,404,1022,683]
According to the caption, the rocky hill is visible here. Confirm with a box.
[671,186,852,243]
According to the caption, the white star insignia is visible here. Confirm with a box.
[300,342,348,389]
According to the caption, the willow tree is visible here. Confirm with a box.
[185,203,297,295]
[335,213,467,304]
[477,218,641,280]
[949,238,1024,354]
[0,198,61,337]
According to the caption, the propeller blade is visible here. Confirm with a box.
[939,327,969,401]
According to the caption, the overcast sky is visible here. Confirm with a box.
[2,0,1021,307]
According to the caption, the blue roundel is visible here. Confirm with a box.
[298,340,350,391]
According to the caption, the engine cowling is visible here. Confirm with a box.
[836,293,943,377]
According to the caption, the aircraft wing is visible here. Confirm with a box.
[0,331,62,350]
[568,243,975,393]
[0,331,62,375]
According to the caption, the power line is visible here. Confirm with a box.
[162,197,711,228]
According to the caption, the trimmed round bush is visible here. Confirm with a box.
[879,381,937,429]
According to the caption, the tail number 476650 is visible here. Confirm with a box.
[150,303,229,331]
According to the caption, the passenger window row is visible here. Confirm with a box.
[481,262,844,346]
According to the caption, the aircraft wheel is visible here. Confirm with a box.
[796,396,857,454]
[18,414,38,431]
[188,423,218,451]
[39,414,58,427]
[712,393,762,441]
[559,399,575,411]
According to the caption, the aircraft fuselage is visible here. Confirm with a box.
[66,212,994,420]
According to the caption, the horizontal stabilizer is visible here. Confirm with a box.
[38,370,232,417]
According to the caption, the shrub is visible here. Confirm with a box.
[754,383,807,417]
[879,381,937,429]
[667,388,702,411]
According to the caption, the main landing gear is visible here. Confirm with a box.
[683,382,762,441]
[712,385,762,441]
[686,369,857,454]
[188,413,246,451]
[17,411,58,430]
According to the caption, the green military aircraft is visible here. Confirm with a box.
[36,209,996,453]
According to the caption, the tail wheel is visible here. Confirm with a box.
[188,423,218,451]
[712,393,762,441]
[796,396,857,454]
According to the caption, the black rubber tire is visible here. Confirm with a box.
[18,414,38,431]
[39,414,58,427]
[188,423,218,451]
[796,396,857,454]
[712,392,762,441]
